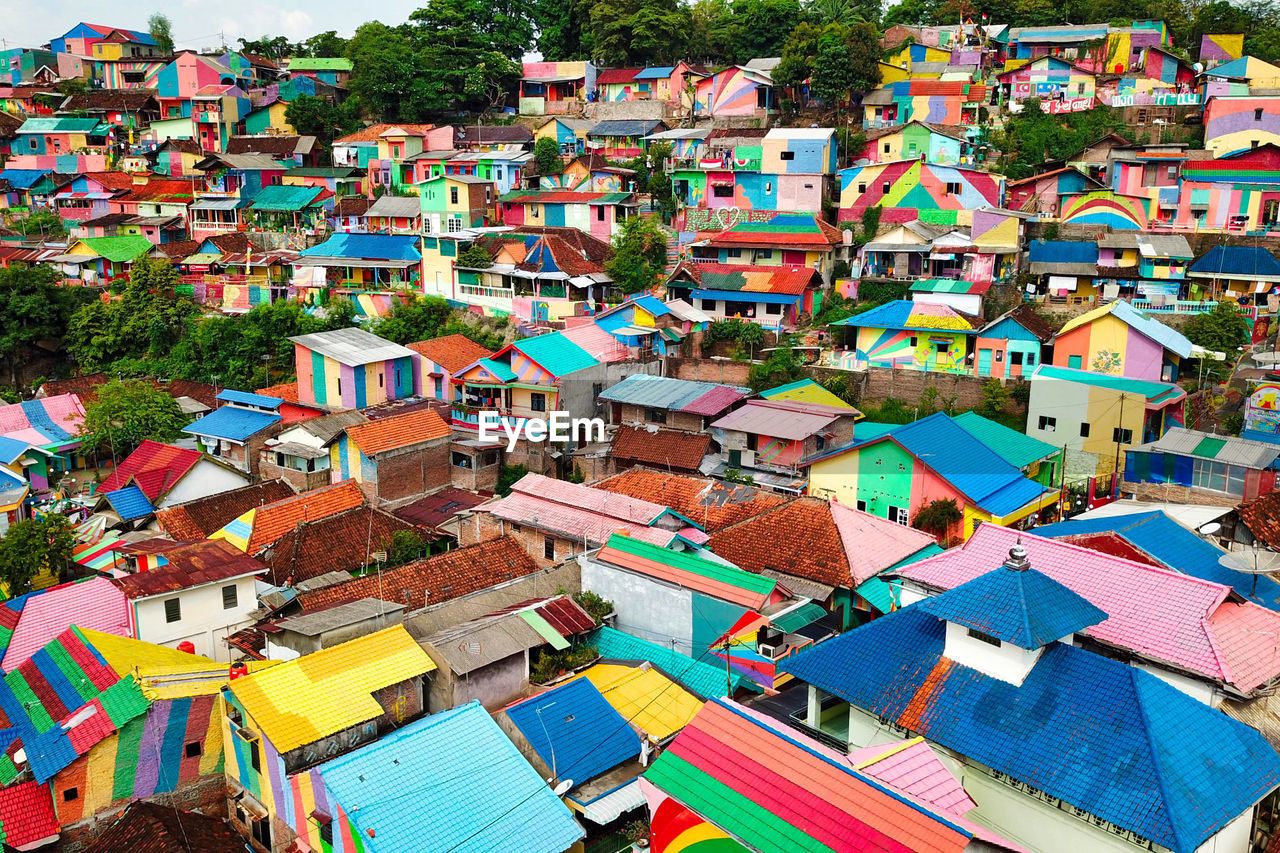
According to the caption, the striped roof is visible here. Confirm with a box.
[595,532,777,610]
[0,394,85,447]
[645,698,1003,853]
[597,373,750,414]
[834,299,981,333]
[590,626,757,697]
[567,663,701,741]
[1031,364,1186,406]
[1056,299,1193,358]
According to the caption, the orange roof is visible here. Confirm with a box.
[333,123,438,145]
[408,334,495,374]
[258,381,300,402]
[249,479,365,553]
[346,409,450,456]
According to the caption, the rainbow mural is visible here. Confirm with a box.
[648,795,749,853]
[837,160,1004,220]
[695,67,771,117]
[1205,96,1280,156]
[1060,191,1151,230]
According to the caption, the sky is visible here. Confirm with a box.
[0,0,424,52]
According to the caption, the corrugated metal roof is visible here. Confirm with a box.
[103,485,155,521]
[288,327,416,365]
[181,405,280,442]
[506,678,640,782]
[365,195,422,218]
[1129,427,1280,468]
[597,374,749,413]
[710,399,847,441]
[511,332,599,377]
[1031,364,1186,405]
[215,388,283,409]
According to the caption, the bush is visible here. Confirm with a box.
[496,464,528,496]
[530,644,599,683]
[912,498,963,536]
[573,590,614,624]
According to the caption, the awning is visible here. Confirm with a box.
[190,198,245,211]
[613,324,656,335]
[1048,274,1078,292]
[928,252,956,260]
[691,288,800,305]
[580,780,646,825]
[523,74,584,84]
[291,256,417,269]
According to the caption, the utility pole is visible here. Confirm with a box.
[1113,392,1127,487]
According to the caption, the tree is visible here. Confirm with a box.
[809,0,880,27]
[1185,301,1251,381]
[725,0,802,63]
[237,35,300,61]
[748,345,804,390]
[0,514,76,597]
[883,0,941,26]
[0,265,91,387]
[457,243,495,269]
[644,141,676,220]
[811,25,859,108]
[534,137,564,178]
[148,13,175,54]
[977,378,1012,418]
[845,22,883,93]
[536,0,593,60]
[285,95,362,150]
[382,529,430,567]
[605,215,669,294]
[912,498,963,538]
[587,0,692,65]
[773,22,824,90]
[304,30,349,58]
[15,209,67,240]
[374,295,454,344]
[82,380,188,455]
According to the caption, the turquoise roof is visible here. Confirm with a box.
[1032,364,1185,405]
[512,333,599,377]
[476,358,517,382]
[952,411,1058,470]
[591,626,759,698]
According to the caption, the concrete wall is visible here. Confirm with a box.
[158,459,249,508]
[134,574,260,661]
[588,101,668,122]
[58,774,228,853]
[458,511,588,568]
[404,560,581,637]
[580,552,693,654]
[615,402,707,433]
[423,650,529,712]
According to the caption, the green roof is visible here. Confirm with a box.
[288,57,353,71]
[77,235,154,262]
[856,542,944,613]
[770,602,828,633]
[590,626,758,698]
[1194,436,1228,458]
[1033,364,1185,405]
[909,278,981,294]
[853,421,898,442]
[248,184,324,211]
[17,117,108,134]
[476,358,517,382]
[603,533,777,597]
[952,411,1058,470]
[512,333,599,377]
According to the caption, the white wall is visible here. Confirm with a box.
[911,291,983,316]
[158,459,250,509]
[134,574,260,661]
[943,621,1043,686]
[579,553,694,655]
[1197,808,1255,853]
[1134,660,1217,705]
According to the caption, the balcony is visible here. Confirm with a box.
[787,695,850,753]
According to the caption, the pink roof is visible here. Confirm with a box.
[851,738,977,817]
[2,578,131,672]
[560,323,632,363]
[486,490,678,549]
[897,524,1280,692]
[683,385,750,417]
[832,502,937,586]
[710,399,847,441]
[510,473,670,525]
[0,393,85,445]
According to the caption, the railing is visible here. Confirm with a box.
[1129,299,1221,315]
[787,704,850,753]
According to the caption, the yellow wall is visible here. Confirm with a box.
[807,453,860,506]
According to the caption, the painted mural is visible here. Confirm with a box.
[1201,34,1244,66]
[1245,381,1280,442]
[695,68,769,117]
[855,326,968,371]
[1205,96,1280,156]
[883,80,988,125]
[837,160,1004,220]
[647,792,749,853]
[1060,191,1152,230]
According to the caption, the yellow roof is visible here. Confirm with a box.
[137,660,283,700]
[80,628,217,677]
[761,379,855,410]
[229,626,437,753]
[570,663,700,741]
[1056,300,1115,336]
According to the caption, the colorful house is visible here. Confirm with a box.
[586,119,666,159]
[287,327,416,410]
[519,60,596,116]
[687,213,844,280]
[328,408,452,503]
[407,334,493,401]
[909,277,989,316]
[862,81,989,129]
[13,116,110,155]
[710,399,861,484]
[1005,166,1105,216]
[1161,144,1280,235]
[418,174,494,233]
[1201,34,1245,68]
[1094,232,1193,301]
[61,234,154,283]
[1026,364,1186,478]
[1051,298,1192,381]
[694,65,775,118]
[534,117,595,155]
[362,195,423,235]
[859,120,975,166]
[220,627,440,853]
[1027,238,1099,302]
[498,188,635,241]
[1188,245,1280,300]
[832,300,981,373]
[997,55,1097,104]
[973,303,1054,379]
[836,159,1004,222]
[805,412,1057,540]
[665,261,822,329]
[1122,427,1280,503]
[292,232,421,290]
[544,152,634,192]
[285,57,352,87]
[182,394,283,475]
[1205,95,1280,156]
[52,22,157,55]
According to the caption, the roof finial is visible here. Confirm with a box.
[1004,538,1030,572]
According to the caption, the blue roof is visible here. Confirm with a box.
[103,485,155,521]
[181,406,280,442]
[295,233,421,261]
[20,399,73,443]
[318,702,585,853]
[591,626,759,698]
[630,294,670,316]
[882,413,1051,516]
[1103,300,1194,358]
[780,605,1280,852]
[633,66,675,79]
[215,388,283,410]
[1204,56,1252,79]
[505,678,641,786]
[1028,239,1098,265]
[832,300,913,328]
[0,169,50,190]
[1032,511,1280,610]
[917,558,1105,648]
[0,437,31,465]
[1189,246,1280,278]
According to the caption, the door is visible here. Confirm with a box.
[978,349,993,375]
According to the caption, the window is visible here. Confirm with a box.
[995,350,1004,362]
[337,378,342,395]
[530,392,546,412]
[63,787,78,802]
[378,373,384,389]
[765,182,772,193]
[765,302,782,315]
[319,819,334,846]
[592,382,604,400]
[1112,427,1133,444]
[482,451,499,466]
[596,205,605,221]
[857,182,867,193]
[855,500,867,511]
[712,185,734,197]
[452,451,472,468]
[164,598,181,623]
[781,151,795,160]
[1257,108,1266,121]
[185,741,203,758]
[746,433,758,451]
[1027,353,1036,365]
[1038,415,1056,432]
[222,584,238,609]
[1193,459,1248,495]
[881,181,891,194]
[758,249,773,259]
[250,814,270,848]
[248,737,261,772]
[945,181,961,194]
[1067,355,1082,369]
[727,248,742,258]
[450,186,459,204]
[645,407,667,424]
[1077,82,1086,95]
[909,336,918,347]
[447,217,462,233]
[967,627,1001,647]
[884,143,891,153]
[531,204,540,219]
[888,505,909,526]
[544,536,555,560]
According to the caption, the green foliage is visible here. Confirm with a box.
[859,397,915,423]
[374,295,454,344]
[811,0,882,26]
[748,345,804,391]
[605,215,668,295]
[531,643,599,683]
[994,100,1131,181]
[14,210,67,240]
[285,95,363,151]
[723,467,756,484]
[977,378,1012,418]
[456,243,495,269]
[534,137,564,177]
[382,529,431,567]
[813,294,858,326]
[1185,301,1251,382]
[497,464,529,495]
[82,380,187,453]
[587,0,692,65]
[573,590,614,624]
[148,13,175,54]
[237,35,302,61]
[0,514,76,598]
[912,498,962,536]
[0,265,93,387]
[855,279,910,306]
[304,31,350,57]
[686,0,802,64]
[773,22,823,89]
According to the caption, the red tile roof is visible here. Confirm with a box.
[261,505,433,585]
[0,780,59,848]
[1240,492,1280,551]
[345,408,451,456]
[154,480,296,541]
[596,68,643,85]
[111,539,264,599]
[705,216,843,249]
[82,171,142,191]
[258,381,300,402]
[706,496,856,588]
[594,468,788,532]
[84,802,248,853]
[99,440,201,499]
[393,487,490,528]
[334,123,437,144]
[408,334,495,375]
[248,479,366,554]
[295,535,538,612]
[612,426,711,473]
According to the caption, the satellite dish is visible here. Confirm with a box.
[553,779,575,796]
[1199,522,1222,536]
[1219,550,1280,574]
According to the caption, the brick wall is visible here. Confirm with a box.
[458,512,582,569]
[257,456,329,492]
[371,440,450,504]
[615,402,706,432]
[59,775,229,853]
[670,358,754,385]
